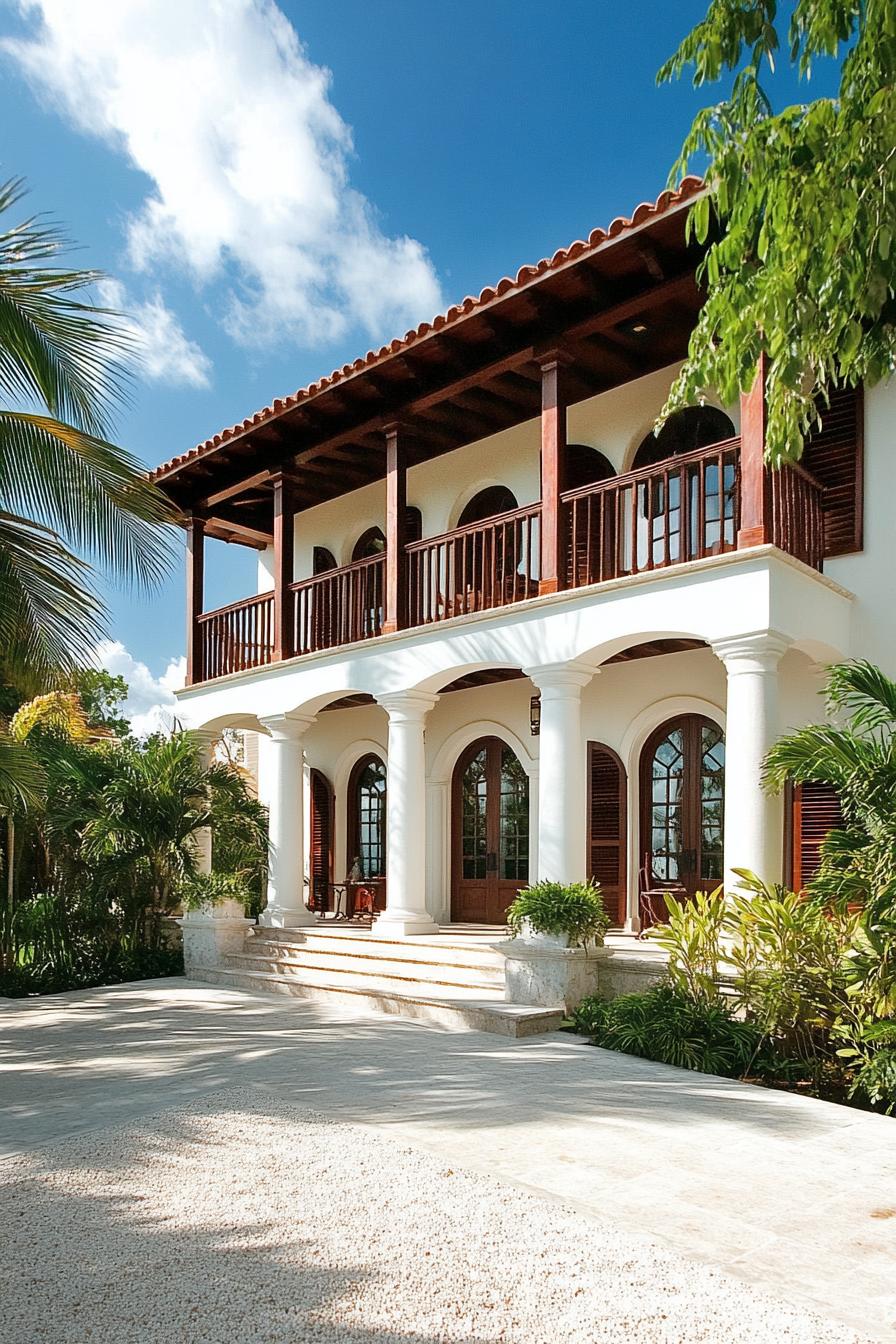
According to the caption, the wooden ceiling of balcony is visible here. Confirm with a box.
[158,201,706,548]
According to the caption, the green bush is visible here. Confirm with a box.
[507,879,610,946]
[0,945,183,998]
[571,983,767,1078]
[181,870,252,912]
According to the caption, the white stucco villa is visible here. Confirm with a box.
[151,178,887,1032]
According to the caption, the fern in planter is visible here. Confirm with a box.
[182,870,251,913]
[507,880,610,947]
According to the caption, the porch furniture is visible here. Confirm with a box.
[329,877,386,920]
[637,858,687,936]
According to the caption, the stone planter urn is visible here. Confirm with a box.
[178,897,253,977]
[496,920,601,1012]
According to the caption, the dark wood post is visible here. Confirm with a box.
[185,515,205,686]
[272,473,295,661]
[383,422,408,634]
[737,353,770,548]
[538,351,570,595]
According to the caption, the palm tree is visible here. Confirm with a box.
[0,177,175,682]
[764,660,896,910]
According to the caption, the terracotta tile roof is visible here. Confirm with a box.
[149,176,705,483]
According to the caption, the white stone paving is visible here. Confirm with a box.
[1,978,894,1341]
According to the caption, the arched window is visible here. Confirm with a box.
[633,406,735,470]
[457,485,518,527]
[313,546,337,575]
[348,754,387,879]
[406,506,423,544]
[352,527,386,562]
[566,444,616,491]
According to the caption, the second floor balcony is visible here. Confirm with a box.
[190,434,828,684]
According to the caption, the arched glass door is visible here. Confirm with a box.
[451,736,529,923]
[639,715,725,917]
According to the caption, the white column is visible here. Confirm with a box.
[258,712,316,927]
[713,633,789,890]
[192,730,217,876]
[374,691,439,937]
[525,662,597,884]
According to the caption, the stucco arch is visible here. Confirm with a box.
[185,710,271,737]
[620,395,736,474]
[428,718,537,786]
[340,519,385,568]
[446,478,518,532]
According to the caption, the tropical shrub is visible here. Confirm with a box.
[507,880,610,946]
[571,984,766,1078]
[181,869,253,913]
[647,886,729,1002]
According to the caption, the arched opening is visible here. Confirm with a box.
[346,754,387,912]
[451,735,529,924]
[457,485,518,527]
[639,714,725,925]
[352,526,386,562]
[406,506,423,544]
[313,546,337,575]
[566,444,615,492]
[628,407,738,571]
[309,768,334,911]
[632,406,736,470]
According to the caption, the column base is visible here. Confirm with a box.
[258,904,316,929]
[371,910,439,938]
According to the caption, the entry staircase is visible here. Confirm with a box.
[201,923,565,1036]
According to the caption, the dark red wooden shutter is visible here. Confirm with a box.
[310,769,334,911]
[587,742,627,925]
[791,781,844,891]
[802,386,863,556]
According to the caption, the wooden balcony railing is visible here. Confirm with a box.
[290,552,385,655]
[770,462,825,571]
[189,438,828,682]
[406,502,541,626]
[564,440,741,587]
[196,591,275,681]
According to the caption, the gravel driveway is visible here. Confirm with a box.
[0,1088,872,1344]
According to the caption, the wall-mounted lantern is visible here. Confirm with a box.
[529,694,541,737]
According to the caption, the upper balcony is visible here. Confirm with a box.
[190,434,834,684]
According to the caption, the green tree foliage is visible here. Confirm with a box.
[660,1,895,463]
[67,667,130,738]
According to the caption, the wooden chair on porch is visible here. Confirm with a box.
[637,857,687,937]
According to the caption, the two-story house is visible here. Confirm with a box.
[152,178,887,1025]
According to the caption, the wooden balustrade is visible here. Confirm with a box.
[196,591,275,681]
[290,553,385,655]
[563,440,741,588]
[770,463,824,571]
[406,503,541,626]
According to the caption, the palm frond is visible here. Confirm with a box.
[0,178,131,437]
[0,411,175,588]
[763,724,870,793]
[0,509,106,677]
[0,727,44,812]
[826,660,896,732]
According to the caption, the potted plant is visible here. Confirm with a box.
[500,880,610,1010]
[181,870,251,919]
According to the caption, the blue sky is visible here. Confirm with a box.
[0,1,839,721]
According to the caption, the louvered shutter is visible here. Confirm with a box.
[309,769,334,911]
[802,387,864,556]
[791,781,844,892]
[587,742,627,925]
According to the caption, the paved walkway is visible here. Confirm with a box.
[2,978,894,1340]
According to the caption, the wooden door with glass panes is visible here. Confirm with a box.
[639,715,725,923]
[451,736,529,923]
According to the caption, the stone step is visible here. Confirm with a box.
[236,942,505,987]
[224,952,504,998]
[250,925,507,969]
[201,967,564,1037]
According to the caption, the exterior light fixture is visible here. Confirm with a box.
[617,318,650,339]
[530,694,541,736]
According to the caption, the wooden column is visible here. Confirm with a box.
[272,474,295,661]
[538,352,570,595]
[383,423,408,634]
[185,515,205,687]
[737,353,770,548]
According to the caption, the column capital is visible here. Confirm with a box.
[712,631,790,673]
[524,660,599,694]
[259,711,316,742]
[375,689,439,722]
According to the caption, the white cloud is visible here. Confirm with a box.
[7,0,444,349]
[94,639,186,738]
[98,279,212,389]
